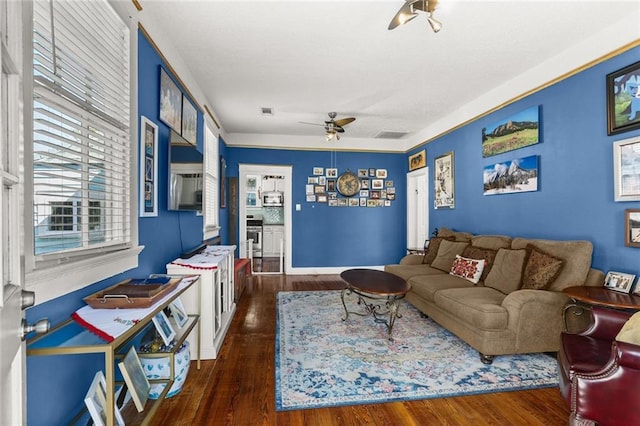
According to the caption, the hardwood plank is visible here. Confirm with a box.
[151,274,570,425]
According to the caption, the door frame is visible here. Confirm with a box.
[406,167,429,251]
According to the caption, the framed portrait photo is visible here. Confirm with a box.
[625,209,640,248]
[84,371,125,426]
[613,136,640,201]
[604,271,636,294]
[607,60,640,136]
[169,297,189,328]
[118,346,150,412]
[152,311,176,346]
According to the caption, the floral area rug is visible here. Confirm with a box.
[275,290,559,411]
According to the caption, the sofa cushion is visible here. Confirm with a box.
[437,227,474,242]
[484,248,529,294]
[384,263,443,281]
[511,238,593,291]
[408,273,474,303]
[461,246,497,282]
[430,240,470,272]
[433,287,509,330]
[450,255,485,284]
[422,236,454,264]
[471,235,512,250]
[521,245,564,290]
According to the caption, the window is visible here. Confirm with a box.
[203,123,219,239]
[25,0,139,303]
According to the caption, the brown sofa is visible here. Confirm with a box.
[385,228,604,364]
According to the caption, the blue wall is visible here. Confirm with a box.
[226,148,407,266]
[419,46,640,277]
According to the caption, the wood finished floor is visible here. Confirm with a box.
[151,274,570,425]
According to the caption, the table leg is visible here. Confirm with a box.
[341,287,351,322]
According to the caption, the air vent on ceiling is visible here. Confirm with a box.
[261,107,274,116]
[375,130,410,139]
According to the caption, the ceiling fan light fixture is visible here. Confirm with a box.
[427,14,442,33]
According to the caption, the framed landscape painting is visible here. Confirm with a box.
[482,106,539,157]
[607,60,640,135]
[159,67,182,133]
[483,155,538,196]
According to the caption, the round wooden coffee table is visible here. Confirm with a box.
[339,269,411,341]
[563,286,640,330]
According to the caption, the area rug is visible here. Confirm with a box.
[275,290,559,411]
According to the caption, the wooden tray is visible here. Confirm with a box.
[84,277,181,309]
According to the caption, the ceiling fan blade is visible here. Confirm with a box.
[388,1,418,30]
[299,121,326,127]
[334,117,355,127]
[335,126,345,133]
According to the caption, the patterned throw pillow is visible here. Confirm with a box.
[521,246,564,290]
[422,236,454,264]
[461,246,497,282]
[449,255,486,284]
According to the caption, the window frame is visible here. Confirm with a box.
[203,120,220,240]
[23,0,141,304]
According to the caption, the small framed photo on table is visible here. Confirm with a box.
[169,297,189,328]
[625,209,640,248]
[604,271,636,293]
[84,371,125,426]
[152,311,176,346]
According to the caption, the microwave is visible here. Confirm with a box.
[263,192,284,206]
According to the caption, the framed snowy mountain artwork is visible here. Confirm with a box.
[482,106,540,157]
[483,155,539,196]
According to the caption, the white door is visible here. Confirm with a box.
[1,2,26,423]
[407,167,429,250]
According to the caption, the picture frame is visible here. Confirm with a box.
[313,167,323,176]
[434,151,455,209]
[376,169,388,178]
[328,199,337,206]
[326,168,338,178]
[359,190,369,197]
[348,198,359,207]
[409,149,426,171]
[152,311,176,346]
[314,185,325,194]
[625,209,640,248]
[482,105,539,157]
[181,94,198,145]
[317,194,327,203]
[357,169,368,177]
[169,297,189,328]
[118,346,150,412]
[604,271,636,293]
[606,60,640,136]
[369,168,376,177]
[307,176,319,185]
[305,184,314,195]
[360,179,369,189]
[220,156,227,209]
[306,194,316,202]
[613,136,640,201]
[359,198,366,207]
[84,371,125,426]
[159,67,182,133]
[483,155,539,196]
[371,179,384,189]
[326,179,336,192]
[140,116,158,217]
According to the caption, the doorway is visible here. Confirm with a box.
[239,164,292,274]
[406,167,429,251]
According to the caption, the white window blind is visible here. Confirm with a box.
[32,0,131,258]
[204,124,219,237]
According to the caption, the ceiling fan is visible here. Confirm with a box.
[300,112,356,141]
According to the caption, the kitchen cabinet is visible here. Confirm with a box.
[245,174,261,207]
[262,225,284,257]
[166,245,236,360]
[27,275,201,426]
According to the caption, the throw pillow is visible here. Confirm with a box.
[461,246,497,282]
[521,245,565,290]
[430,240,470,272]
[484,248,529,294]
[449,255,485,284]
[422,236,454,264]
[616,311,640,345]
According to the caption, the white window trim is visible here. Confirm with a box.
[203,120,220,240]
[23,0,141,305]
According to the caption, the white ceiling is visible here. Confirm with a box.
[140,1,640,151]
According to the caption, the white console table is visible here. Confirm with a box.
[166,245,236,359]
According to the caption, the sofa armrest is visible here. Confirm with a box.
[399,254,424,265]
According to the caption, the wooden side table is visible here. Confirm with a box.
[562,286,640,330]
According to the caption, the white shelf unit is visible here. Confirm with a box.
[166,246,236,359]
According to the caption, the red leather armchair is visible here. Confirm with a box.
[558,305,640,425]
